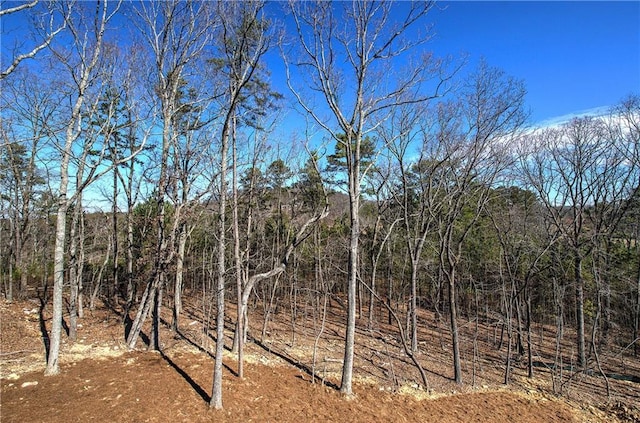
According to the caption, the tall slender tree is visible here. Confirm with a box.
[384,103,436,352]
[209,0,271,409]
[45,0,128,375]
[424,61,527,383]
[125,0,214,351]
[285,0,446,395]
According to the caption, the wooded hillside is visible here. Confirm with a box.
[1,0,639,415]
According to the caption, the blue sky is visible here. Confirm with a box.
[267,0,639,136]
[428,1,640,124]
[2,1,638,126]
[2,0,638,207]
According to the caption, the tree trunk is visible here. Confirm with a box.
[504,287,513,385]
[600,242,612,346]
[68,203,80,342]
[526,290,533,378]
[387,241,393,326]
[230,121,244,378]
[7,260,13,302]
[173,223,187,332]
[112,168,119,305]
[448,268,462,384]
[261,275,280,341]
[45,200,68,376]
[574,253,586,368]
[124,188,135,317]
[150,278,163,351]
[290,253,298,347]
[635,247,640,357]
[210,112,229,410]
[19,271,27,299]
[77,210,85,319]
[16,221,26,297]
[410,258,419,352]
[15,216,27,298]
[126,277,156,349]
[368,255,377,329]
[90,240,111,312]
[15,222,24,296]
[341,168,359,396]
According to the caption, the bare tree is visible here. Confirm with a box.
[228,66,282,379]
[520,110,639,368]
[0,1,68,79]
[167,76,219,333]
[66,66,138,341]
[0,68,59,300]
[589,113,639,347]
[384,103,438,352]
[45,0,131,376]
[360,158,398,329]
[209,0,271,409]
[230,133,268,361]
[125,0,214,351]
[485,185,559,382]
[613,96,640,356]
[424,61,527,383]
[285,0,445,396]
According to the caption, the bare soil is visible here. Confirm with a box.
[1,297,639,422]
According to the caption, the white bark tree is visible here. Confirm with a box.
[45,0,131,376]
[0,0,68,79]
[285,0,446,396]
[209,0,271,409]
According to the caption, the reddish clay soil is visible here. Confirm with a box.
[1,297,639,422]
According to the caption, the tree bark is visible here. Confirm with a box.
[447,265,462,384]
[341,140,360,396]
[173,223,187,332]
[210,105,230,411]
[574,253,586,368]
[45,200,68,375]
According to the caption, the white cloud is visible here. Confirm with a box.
[534,105,611,129]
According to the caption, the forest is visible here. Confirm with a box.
[1,0,639,418]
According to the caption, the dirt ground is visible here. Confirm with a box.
[1,298,639,422]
